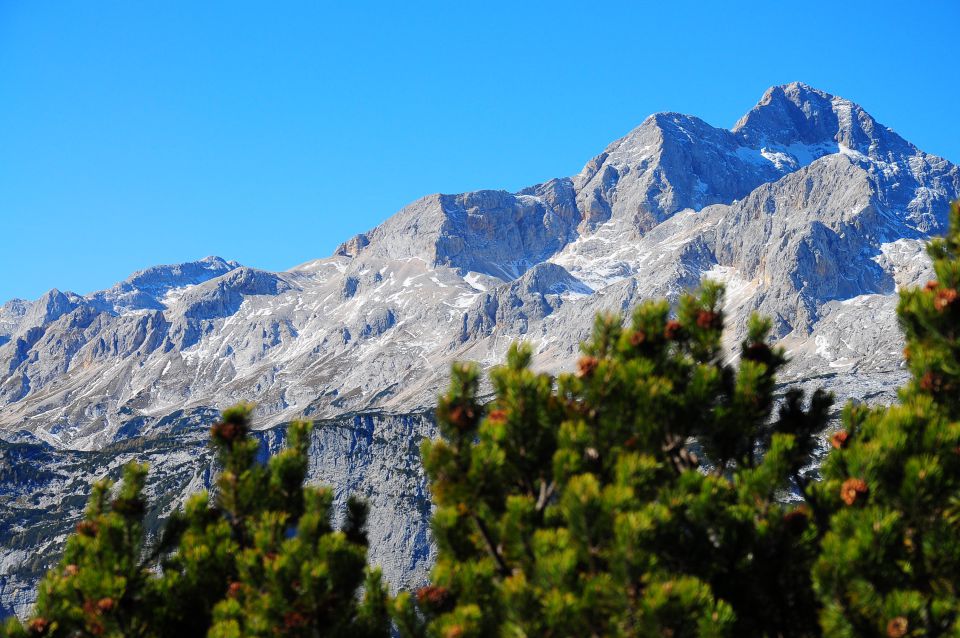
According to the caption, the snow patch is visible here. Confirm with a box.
[161,284,196,308]
[814,335,833,360]
[463,272,489,292]
[701,265,759,310]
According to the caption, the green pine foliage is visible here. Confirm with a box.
[394,281,832,638]
[2,404,389,638]
[814,201,960,638]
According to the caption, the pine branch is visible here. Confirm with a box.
[472,513,511,577]
[534,479,555,513]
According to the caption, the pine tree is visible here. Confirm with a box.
[814,201,960,637]
[394,282,831,638]
[2,404,389,638]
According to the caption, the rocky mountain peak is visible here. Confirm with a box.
[2,84,959,617]
[19,289,84,334]
[733,82,913,160]
[330,83,943,279]
[338,188,580,282]
[86,256,242,315]
[0,83,956,450]
[334,234,371,258]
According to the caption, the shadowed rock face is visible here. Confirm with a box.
[574,112,790,233]
[734,83,907,156]
[459,262,592,341]
[0,411,436,620]
[1,83,958,617]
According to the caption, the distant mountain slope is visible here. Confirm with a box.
[1,82,955,451]
[0,411,435,620]
[2,83,958,617]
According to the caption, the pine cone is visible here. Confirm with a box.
[487,408,508,424]
[920,371,945,393]
[211,420,245,443]
[830,431,850,450]
[447,403,476,431]
[663,320,683,341]
[934,287,958,312]
[841,478,869,506]
[416,585,453,612]
[696,310,722,330]
[577,355,599,378]
[887,616,908,638]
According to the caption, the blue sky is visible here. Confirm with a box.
[1,1,958,302]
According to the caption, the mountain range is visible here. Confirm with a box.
[2,82,958,617]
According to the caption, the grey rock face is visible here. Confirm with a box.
[2,83,954,450]
[460,263,590,340]
[1,82,958,617]
[0,301,30,348]
[354,185,579,280]
[0,411,435,620]
[86,256,240,314]
[573,112,789,233]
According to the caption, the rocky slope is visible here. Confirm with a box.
[0,411,436,619]
[1,82,958,615]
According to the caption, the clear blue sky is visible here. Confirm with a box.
[2,1,958,302]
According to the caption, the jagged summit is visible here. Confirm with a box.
[339,83,949,279]
[0,83,957,451]
[87,255,242,314]
[732,82,914,160]
[0,257,243,342]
